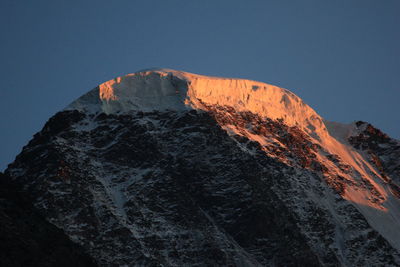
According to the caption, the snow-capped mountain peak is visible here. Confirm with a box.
[68,68,328,142]
[7,68,400,266]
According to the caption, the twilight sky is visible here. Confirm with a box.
[0,0,399,170]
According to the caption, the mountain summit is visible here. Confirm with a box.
[67,68,326,139]
[5,69,400,266]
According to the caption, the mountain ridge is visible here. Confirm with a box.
[4,69,400,266]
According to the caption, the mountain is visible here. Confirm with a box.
[4,68,400,266]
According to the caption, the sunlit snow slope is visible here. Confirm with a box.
[68,69,328,138]
[67,68,400,251]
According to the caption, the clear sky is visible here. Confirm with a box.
[1,0,399,170]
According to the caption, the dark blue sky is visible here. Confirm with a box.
[1,0,399,170]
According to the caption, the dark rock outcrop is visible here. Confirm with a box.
[0,172,96,267]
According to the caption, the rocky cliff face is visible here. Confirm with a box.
[348,121,400,200]
[0,173,96,267]
[4,69,400,266]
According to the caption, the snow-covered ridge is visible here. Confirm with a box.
[67,68,327,139]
